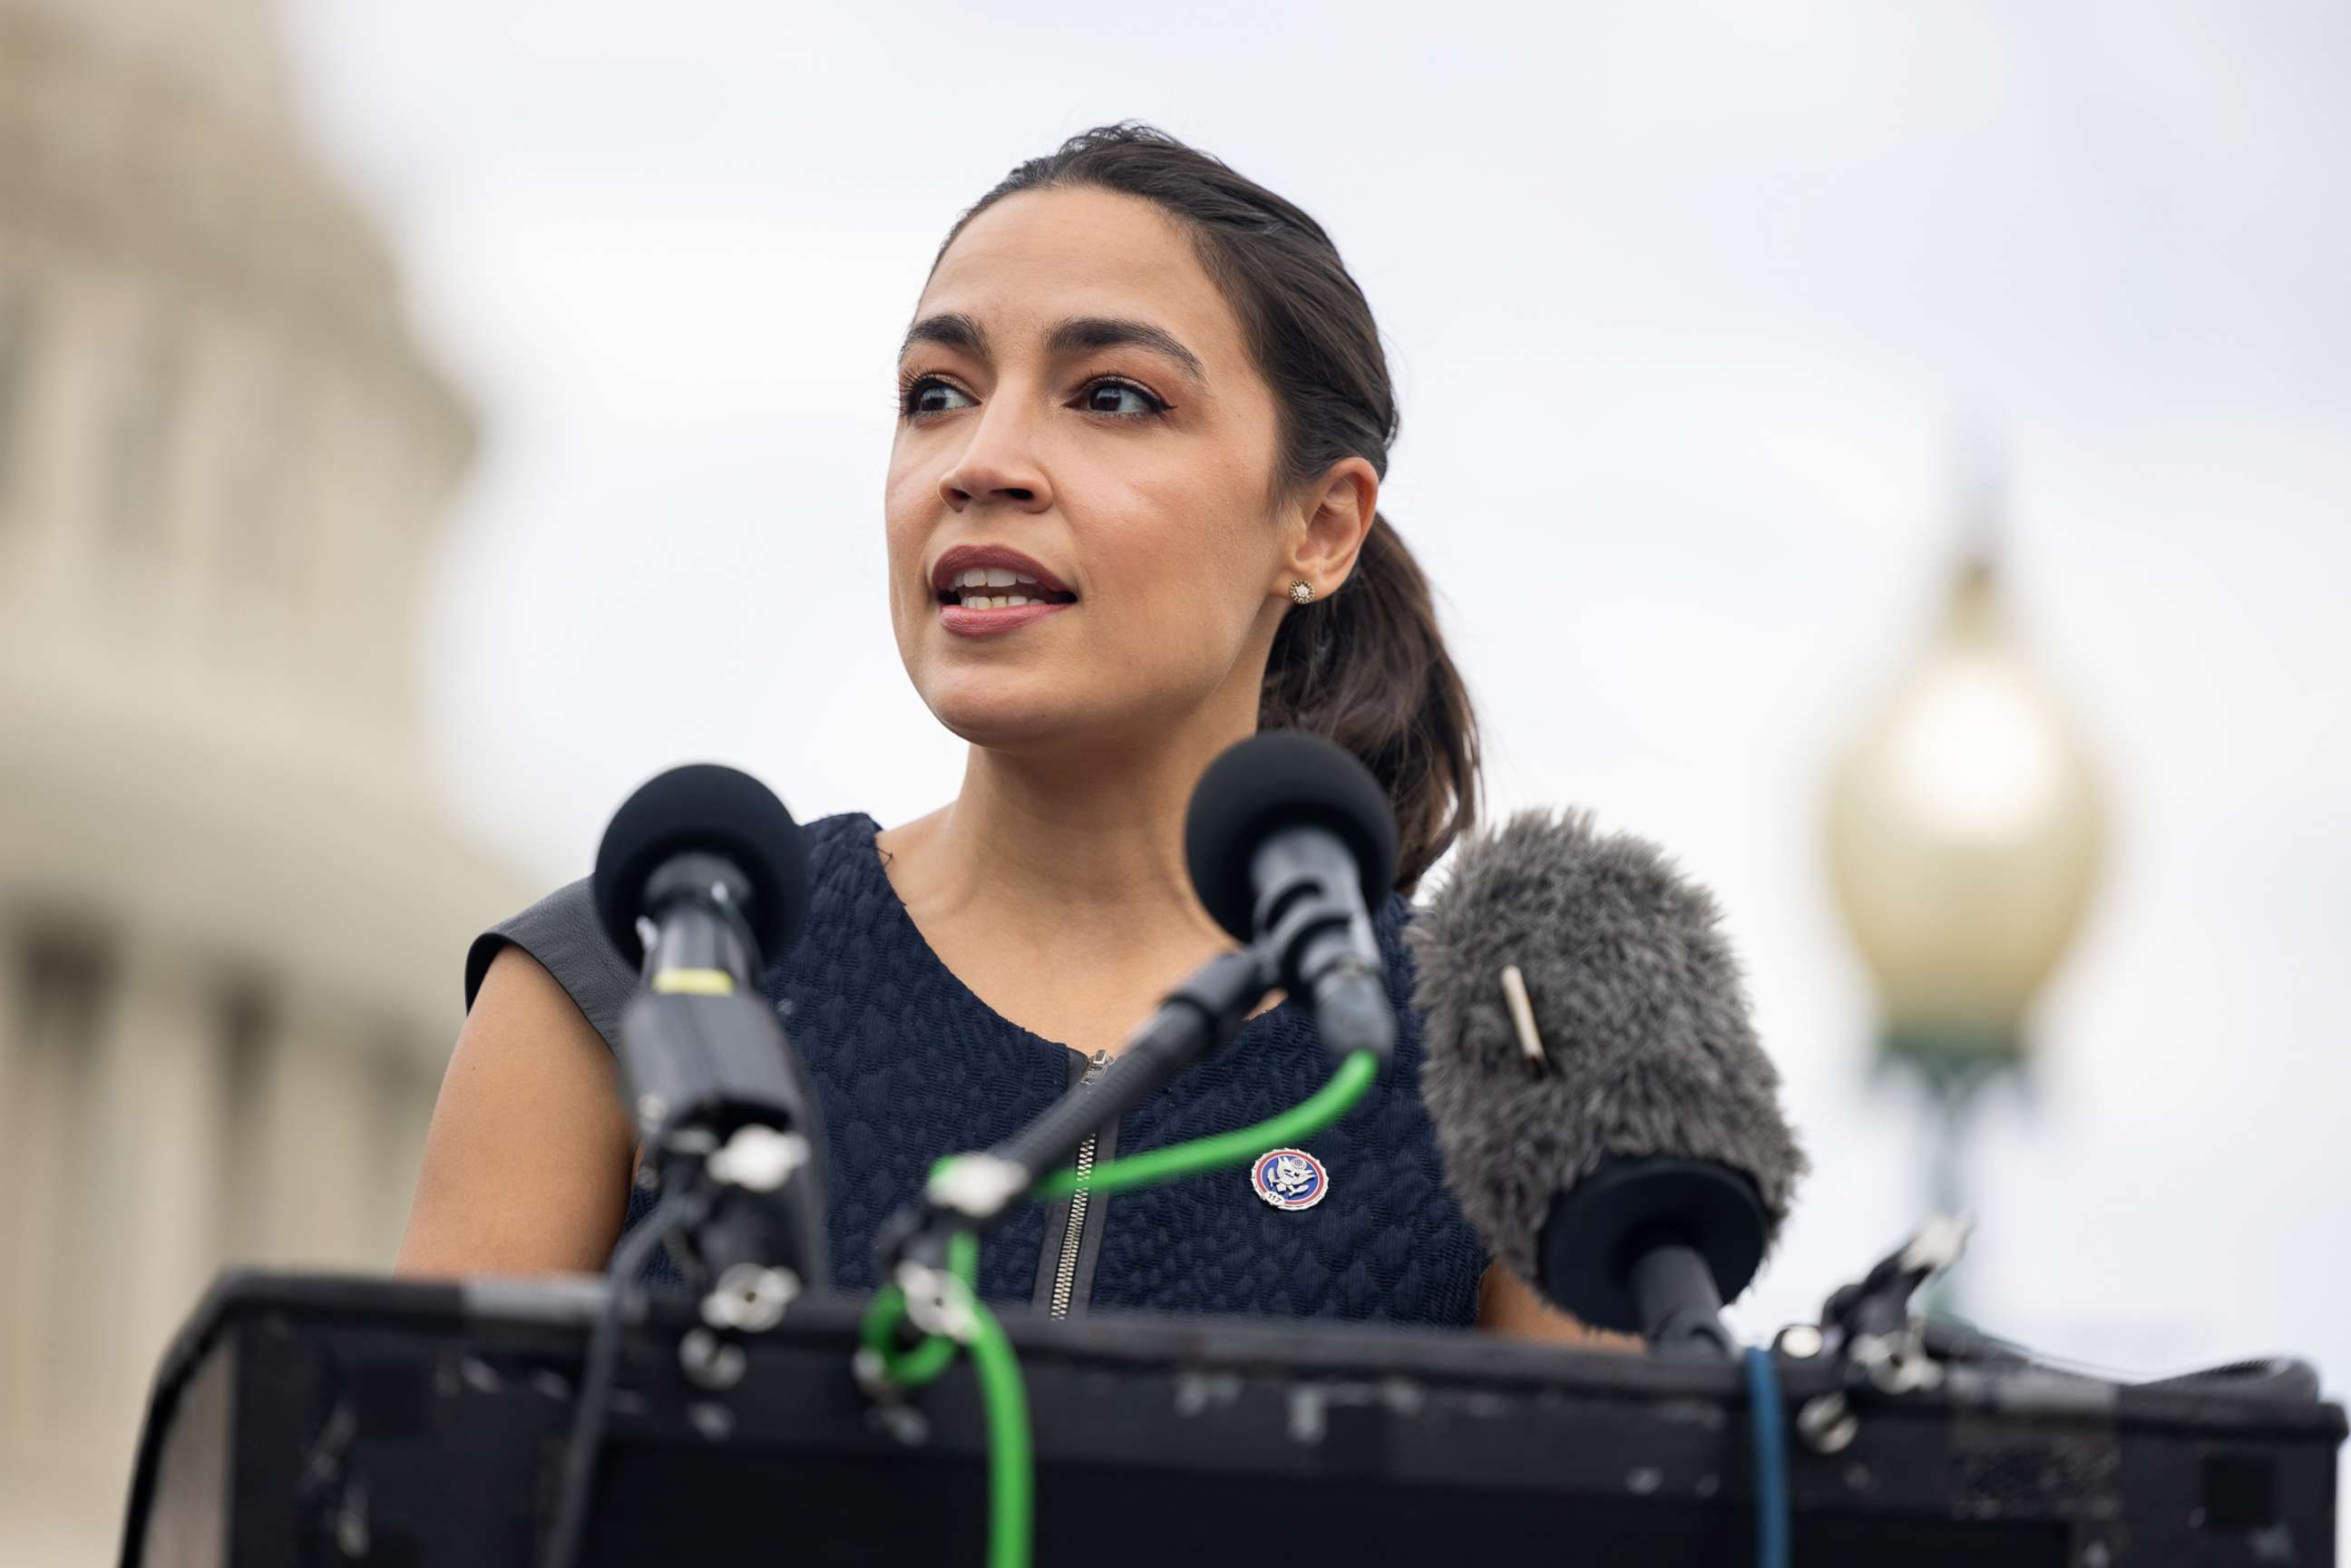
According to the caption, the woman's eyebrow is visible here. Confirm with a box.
[897,311,1208,387]
[900,311,989,361]
[1046,317,1207,385]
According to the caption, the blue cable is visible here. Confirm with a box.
[1742,1346,1790,1568]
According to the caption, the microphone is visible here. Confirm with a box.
[1409,810,1806,1357]
[544,769,822,1568]
[591,763,827,1290]
[594,762,810,985]
[1185,730,1400,1062]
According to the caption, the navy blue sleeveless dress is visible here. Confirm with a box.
[464,813,1485,1325]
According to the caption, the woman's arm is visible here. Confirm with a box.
[395,945,636,1276]
[1475,1261,1644,1350]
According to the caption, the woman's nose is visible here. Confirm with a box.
[938,404,1053,514]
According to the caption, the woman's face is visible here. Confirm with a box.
[884,186,1300,757]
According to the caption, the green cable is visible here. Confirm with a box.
[961,1289,1032,1568]
[859,1231,978,1389]
[859,1232,1034,1568]
[864,1048,1378,1388]
[1032,1049,1378,1200]
[858,1049,1380,1568]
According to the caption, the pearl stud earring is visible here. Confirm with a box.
[1289,579,1315,605]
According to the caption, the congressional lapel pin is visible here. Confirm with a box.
[1251,1147,1329,1211]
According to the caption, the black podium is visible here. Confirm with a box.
[121,1271,2343,1566]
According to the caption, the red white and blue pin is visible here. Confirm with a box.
[1251,1147,1329,1211]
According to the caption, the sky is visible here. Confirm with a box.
[285,0,2350,1475]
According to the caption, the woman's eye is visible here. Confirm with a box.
[1079,379,1166,417]
[903,377,975,417]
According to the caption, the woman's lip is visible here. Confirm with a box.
[930,544,1072,596]
[938,599,1075,638]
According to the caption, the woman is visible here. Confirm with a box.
[398,122,1593,1339]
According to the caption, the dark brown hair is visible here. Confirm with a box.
[939,122,1480,891]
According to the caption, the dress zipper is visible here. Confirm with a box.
[1048,1048,1111,1320]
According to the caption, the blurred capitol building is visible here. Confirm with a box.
[0,0,527,1557]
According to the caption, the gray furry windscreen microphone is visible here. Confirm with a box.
[1408,810,1806,1335]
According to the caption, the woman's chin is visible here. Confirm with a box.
[921,677,1095,753]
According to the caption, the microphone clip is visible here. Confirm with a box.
[1787,1214,1970,1455]
[1819,1213,1969,1394]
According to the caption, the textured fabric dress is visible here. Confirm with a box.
[463,813,1486,1325]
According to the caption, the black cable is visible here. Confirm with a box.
[539,1185,707,1568]
[1920,1313,2322,1399]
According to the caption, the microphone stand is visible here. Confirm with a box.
[880,947,1275,1272]
[618,862,832,1302]
[543,880,832,1568]
[621,976,830,1321]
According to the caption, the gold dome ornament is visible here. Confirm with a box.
[1290,579,1315,605]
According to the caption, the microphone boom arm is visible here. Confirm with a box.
[884,948,1276,1265]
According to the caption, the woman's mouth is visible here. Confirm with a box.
[929,548,1078,637]
[934,568,1077,638]
[934,566,1079,611]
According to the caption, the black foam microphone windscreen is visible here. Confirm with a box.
[1184,730,1397,945]
[591,763,809,966]
[1408,809,1806,1300]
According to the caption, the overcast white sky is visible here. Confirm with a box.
[288,0,2349,1463]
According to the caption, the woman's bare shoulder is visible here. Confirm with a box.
[394,945,635,1277]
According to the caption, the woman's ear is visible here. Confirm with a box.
[1279,456,1380,599]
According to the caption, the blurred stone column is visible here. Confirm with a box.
[242,991,401,1271]
[0,921,106,1568]
[0,916,44,1447]
[73,938,232,1474]
[0,929,103,1465]
[0,913,21,1261]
